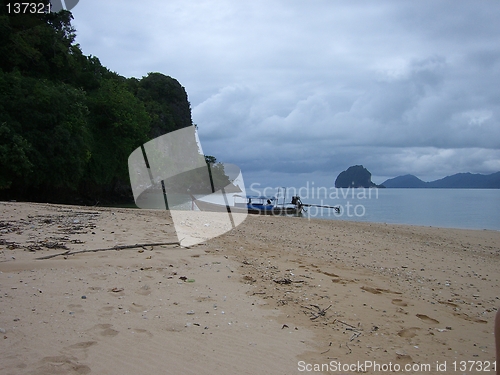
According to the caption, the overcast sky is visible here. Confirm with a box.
[71,0,500,187]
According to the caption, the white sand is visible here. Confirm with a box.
[1,202,499,374]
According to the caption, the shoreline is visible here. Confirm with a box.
[308,213,500,233]
[4,199,499,232]
[1,201,499,374]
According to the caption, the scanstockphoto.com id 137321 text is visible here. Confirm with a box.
[296,359,495,373]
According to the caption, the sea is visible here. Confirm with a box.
[131,187,500,231]
[281,188,500,231]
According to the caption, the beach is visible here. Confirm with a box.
[1,201,499,374]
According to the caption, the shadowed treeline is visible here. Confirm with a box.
[0,2,193,204]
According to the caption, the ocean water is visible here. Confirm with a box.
[293,188,500,230]
[131,188,500,231]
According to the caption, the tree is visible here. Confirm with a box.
[0,122,33,189]
[0,70,90,197]
[0,4,80,82]
[131,73,193,138]
[0,5,198,203]
[84,78,150,196]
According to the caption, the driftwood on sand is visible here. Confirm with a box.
[35,242,180,260]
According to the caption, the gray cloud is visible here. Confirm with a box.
[71,0,500,184]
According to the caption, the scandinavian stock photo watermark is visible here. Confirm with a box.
[51,0,79,12]
[128,126,381,247]
[128,126,248,247]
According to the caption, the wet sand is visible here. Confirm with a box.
[1,202,499,374]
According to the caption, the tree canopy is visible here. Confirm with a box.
[0,5,194,203]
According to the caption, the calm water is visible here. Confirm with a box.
[293,188,500,230]
[129,188,500,231]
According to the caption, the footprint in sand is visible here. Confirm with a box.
[129,302,146,313]
[392,299,408,307]
[397,327,420,338]
[87,286,102,294]
[361,286,403,295]
[131,328,153,338]
[66,341,98,350]
[87,323,119,337]
[97,306,114,317]
[100,326,119,337]
[361,286,382,294]
[136,284,151,296]
[63,341,98,361]
[320,270,340,278]
[166,323,187,332]
[67,304,85,313]
[453,312,488,324]
[90,273,107,281]
[35,355,91,375]
[416,314,439,324]
[438,300,458,308]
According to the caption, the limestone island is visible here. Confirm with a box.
[335,165,385,188]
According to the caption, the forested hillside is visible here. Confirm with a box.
[0,5,193,203]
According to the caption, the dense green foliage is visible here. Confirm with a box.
[0,4,193,203]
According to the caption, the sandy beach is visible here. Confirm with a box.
[1,201,499,374]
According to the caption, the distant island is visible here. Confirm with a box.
[382,172,500,189]
[335,165,385,188]
[335,167,500,189]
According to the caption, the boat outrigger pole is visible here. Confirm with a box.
[301,203,341,214]
[291,196,341,214]
[281,187,287,207]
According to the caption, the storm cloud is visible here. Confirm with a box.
[72,0,500,186]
